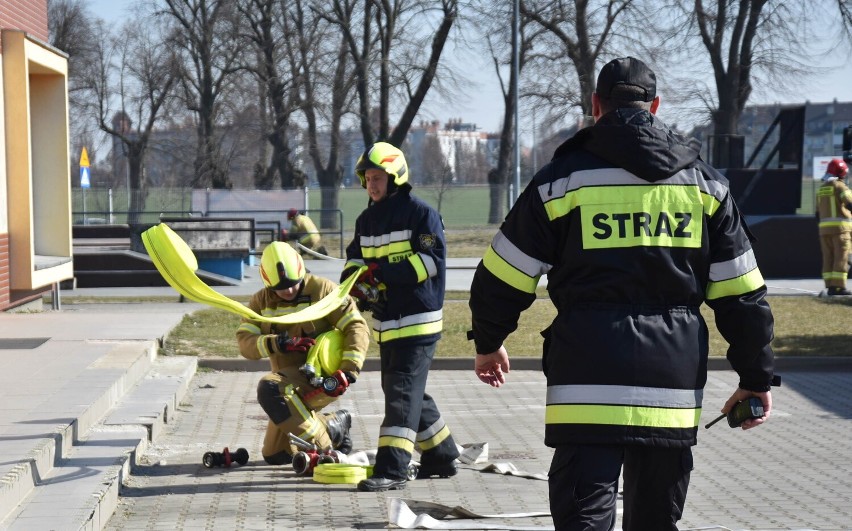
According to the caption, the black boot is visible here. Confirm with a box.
[357,476,407,492]
[828,287,852,296]
[325,409,352,454]
[416,460,458,479]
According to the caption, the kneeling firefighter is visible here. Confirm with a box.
[237,242,370,464]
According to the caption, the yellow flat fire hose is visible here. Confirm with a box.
[141,223,364,324]
[312,463,373,484]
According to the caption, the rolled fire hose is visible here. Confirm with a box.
[312,463,374,484]
[141,223,364,324]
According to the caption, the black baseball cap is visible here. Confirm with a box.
[595,57,656,102]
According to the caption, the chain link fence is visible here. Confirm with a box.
[72,185,512,230]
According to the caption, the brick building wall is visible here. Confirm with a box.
[0,234,9,308]
[1,1,48,309]
[0,0,48,51]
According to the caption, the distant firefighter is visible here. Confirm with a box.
[286,208,327,256]
[817,158,852,295]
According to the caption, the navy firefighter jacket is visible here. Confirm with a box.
[469,108,776,449]
[343,188,446,346]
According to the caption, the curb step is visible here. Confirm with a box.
[102,356,197,441]
[0,356,197,531]
[0,341,157,527]
[1,427,149,531]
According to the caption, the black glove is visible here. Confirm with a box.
[340,265,360,284]
[355,298,371,313]
[275,333,316,353]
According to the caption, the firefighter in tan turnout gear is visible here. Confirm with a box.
[236,242,369,465]
[286,208,328,256]
[817,158,852,295]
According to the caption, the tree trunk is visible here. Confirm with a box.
[319,182,341,230]
[488,182,507,224]
[127,144,147,224]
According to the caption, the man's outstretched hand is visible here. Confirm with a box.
[474,346,510,388]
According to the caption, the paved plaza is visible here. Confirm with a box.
[1,261,849,530]
[104,367,852,530]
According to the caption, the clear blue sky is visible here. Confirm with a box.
[88,0,852,138]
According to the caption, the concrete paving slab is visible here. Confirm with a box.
[103,368,852,530]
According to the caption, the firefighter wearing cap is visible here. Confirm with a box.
[469,57,775,530]
[817,158,852,295]
[286,209,327,256]
[340,141,460,492]
[236,241,369,465]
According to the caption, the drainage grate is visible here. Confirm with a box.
[0,338,50,350]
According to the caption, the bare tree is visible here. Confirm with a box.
[238,0,307,190]
[521,0,640,119]
[48,0,100,177]
[841,0,852,33]
[326,0,458,148]
[161,0,242,189]
[419,135,454,213]
[79,18,180,222]
[477,0,539,223]
[290,0,357,229]
[659,0,851,136]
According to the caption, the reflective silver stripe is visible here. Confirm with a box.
[491,231,551,277]
[419,253,439,278]
[238,322,261,334]
[546,384,703,408]
[257,335,274,358]
[262,304,311,317]
[538,167,727,203]
[360,230,412,247]
[700,174,728,203]
[819,217,852,223]
[710,249,757,282]
[375,309,443,332]
[380,426,416,440]
[416,418,446,441]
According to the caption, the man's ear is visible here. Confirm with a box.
[650,96,661,115]
[591,93,602,122]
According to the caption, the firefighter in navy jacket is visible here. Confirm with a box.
[341,142,460,492]
[469,58,776,530]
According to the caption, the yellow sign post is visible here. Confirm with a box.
[80,147,90,223]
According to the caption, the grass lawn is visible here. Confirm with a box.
[162,295,852,359]
[67,227,848,360]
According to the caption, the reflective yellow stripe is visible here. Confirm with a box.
[409,254,428,282]
[373,320,443,343]
[542,189,579,221]
[482,246,539,294]
[819,220,852,228]
[363,240,411,259]
[701,192,721,217]
[545,404,701,429]
[706,267,765,300]
[341,349,365,365]
[378,435,415,454]
[417,425,451,451]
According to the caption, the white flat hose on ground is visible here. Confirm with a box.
[387,498,553,530]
